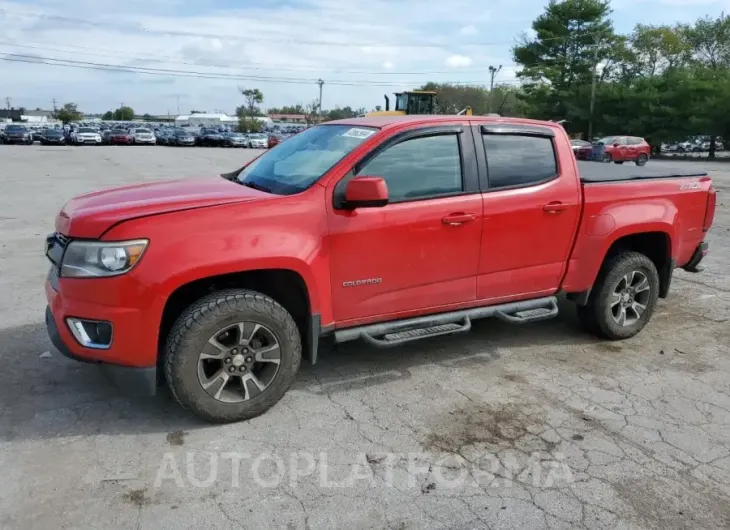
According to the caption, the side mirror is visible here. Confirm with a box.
[344,176,389,208]
[613,143,619,147]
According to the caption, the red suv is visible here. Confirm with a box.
[578,136,650,165]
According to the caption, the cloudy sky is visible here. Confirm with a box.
[0,0,727,115]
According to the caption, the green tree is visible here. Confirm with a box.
[237,117,263,133]
[142,113,152,121]
[239,88,264,116]
[112,106,135,120]
[513,0,618,136]
[56,103,82,124]
[101,111,114,120]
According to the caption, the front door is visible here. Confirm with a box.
[326,126,483,325]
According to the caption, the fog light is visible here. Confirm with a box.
[66,318,113,349]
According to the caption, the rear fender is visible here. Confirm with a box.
[562,200,677,292]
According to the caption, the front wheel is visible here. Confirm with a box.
[165,289,302,423]
[576,251,659,340]
[614,161,624,165]
[635,153,648,166]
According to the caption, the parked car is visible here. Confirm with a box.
[580,136,651,165]
[248,133,268,148]
[73,127,102,146]
[40,129,66,145]
[32,129,45,142]
[223,132,248,147]
[198,128,226,147]
[2,124,33,144]
[155,129,171,145]
[44,115,717,423]
[130,128,156,145]
[170,129,196,146]
[570,139,590,152]
[109,129,133,145]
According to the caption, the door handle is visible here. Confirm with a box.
[442,213,476,226]
[543,202,569,214]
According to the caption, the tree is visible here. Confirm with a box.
[56,103,82,124]
[112,106,135,121]
[142,113,152,121]
[237,117,263,133]
[239,88,264,116]
[513,0,619,135]
[304,99,321,125]
[102,111,113,120]
[268,105,305,115]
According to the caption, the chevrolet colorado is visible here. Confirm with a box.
[44,115,717,423]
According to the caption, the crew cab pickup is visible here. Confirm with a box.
[44,115,717,423]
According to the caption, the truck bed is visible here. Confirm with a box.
[578,161,706,183]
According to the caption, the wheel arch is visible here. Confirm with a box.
[158,267,318,368]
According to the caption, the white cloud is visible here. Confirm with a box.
[382,61,395,70]
[445,54,473,68]
[460,25,478,36]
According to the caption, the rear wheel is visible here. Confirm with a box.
[576,251,659,340]
[635,153,648,166]
[614,161,624,165]
[165,289,301,423]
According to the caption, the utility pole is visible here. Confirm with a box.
[317,79,324,118]
[176,95,180,115]
[487,65,502,113]
[588,41,599,142]
[5,97,11,110]
[52,98,57,113]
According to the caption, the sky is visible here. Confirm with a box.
[0,0,729,115]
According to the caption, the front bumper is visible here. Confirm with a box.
[45,305,157,396]
[5,136,29,144]
[682,241,708,273]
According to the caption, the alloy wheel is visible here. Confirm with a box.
[197,321,281,403]
[610,270,651,326]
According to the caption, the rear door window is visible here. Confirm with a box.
[482,134,557,189]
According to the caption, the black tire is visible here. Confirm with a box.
[577,251,659,340]
[614,161,624,165]
[635,153,648,166]
[164,289,301,423]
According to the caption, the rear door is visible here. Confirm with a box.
[326,124,483,325]
[472,124,582,302]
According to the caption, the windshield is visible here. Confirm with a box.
[7,125,25,132]
[135,128,151,134]
[236,124,377,195]
[78,127,95,133]
[597,136,618,145]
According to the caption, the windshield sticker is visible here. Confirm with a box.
[341,128,375,139]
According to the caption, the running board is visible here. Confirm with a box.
[335,296,559,347]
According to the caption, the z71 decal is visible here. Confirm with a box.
[680,181,702,190]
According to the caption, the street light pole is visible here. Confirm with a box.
[488,65,502,113]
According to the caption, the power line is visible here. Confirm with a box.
[0,40,520,76]
[0,9,603,49]
[0,52,525,87]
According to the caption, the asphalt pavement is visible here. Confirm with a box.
[1,147,729,529]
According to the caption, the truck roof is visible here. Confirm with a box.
[326,115,560,129]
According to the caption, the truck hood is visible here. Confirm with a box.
[57,176,269,238]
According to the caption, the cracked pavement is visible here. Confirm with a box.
[0,146,729,529]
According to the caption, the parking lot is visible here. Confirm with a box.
[1,145,729,529]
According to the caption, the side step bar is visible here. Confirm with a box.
[334,296,559,348]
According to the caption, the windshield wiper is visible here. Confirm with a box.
[240,181,272,193]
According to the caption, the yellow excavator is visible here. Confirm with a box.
[366,91,472,116]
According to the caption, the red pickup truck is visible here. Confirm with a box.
[44,115,717,423]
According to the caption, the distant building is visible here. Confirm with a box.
[269,113,308,124]
[174,113,240,127]
[20,109,57,124]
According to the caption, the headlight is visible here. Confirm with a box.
[61,239,148,278]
